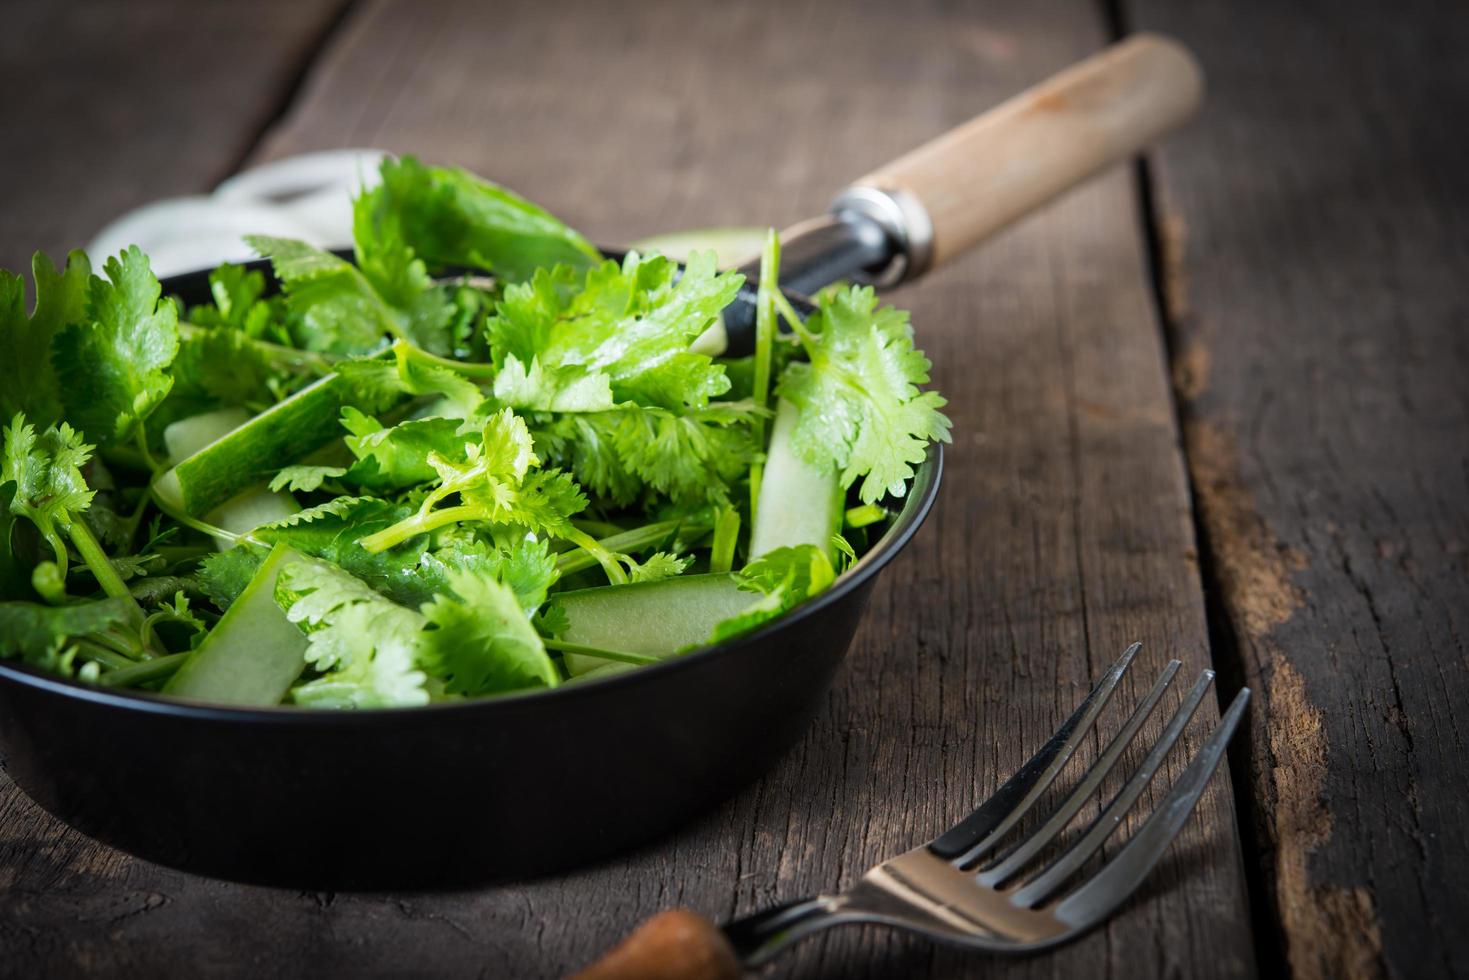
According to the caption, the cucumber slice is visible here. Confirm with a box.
[153,373,362,516]
[551,573,757,676]
[749,398,843,559]
[163,543,309,705]
[204,485,300,543]
[163,408,252,461]
[163,409,302,548]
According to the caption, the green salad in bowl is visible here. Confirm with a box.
[0,156,948,708]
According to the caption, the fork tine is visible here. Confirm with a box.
[1011,669,1216,907]
[1049,688,1251,932]
[928,643,1141,863]
[976,659,1182,886]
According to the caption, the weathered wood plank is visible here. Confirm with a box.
[1,1,1254,977]
[0,0,349,272]
[1126,1,1469,977]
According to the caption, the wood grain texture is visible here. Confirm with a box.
[1126,1,1469,977]
[0,0,348,272]
[0,1,1255,977]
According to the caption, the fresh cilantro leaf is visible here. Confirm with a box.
[777,285,951,504]
[197,544,265,610]
[626,551,691,583]
[611,402,758,506]
[357,409,619,580]
[532,401,756,508]
[337,408,468,491]
[492,356,614,413]
[269,464,347,493]
[484,263,581,366]
[0,250,90,428]
[530,412,642,505]
[418,567,559,695]
[247,236,401,356]
[487,252,741,410]
[0,596,133,675]
[186,262,278,338]
[376,155,601,282]
[254,496,428,606]
[710,544,836,642]
[176,327,278,407]
[533,602,570,638]
[276,561,430,709]
[52,247,179,447]
[335,345,484,420]
[351,179,456,355]
[3,413,96,569]
[129,573,205,606]
[427,537,559,610]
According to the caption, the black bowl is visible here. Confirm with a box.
[0,258,943,889]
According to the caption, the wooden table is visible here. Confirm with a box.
[1,2,1464,977]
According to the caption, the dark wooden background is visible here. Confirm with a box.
[2,1,1465,978]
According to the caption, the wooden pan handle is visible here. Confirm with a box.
[568,909,743,980]
[835,33,1202,278]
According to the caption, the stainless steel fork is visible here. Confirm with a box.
[575,644,1249,978]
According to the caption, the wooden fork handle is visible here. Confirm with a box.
[568,909,743,980]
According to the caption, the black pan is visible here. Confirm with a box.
[0,246,940,889]
[0,36,1196,888]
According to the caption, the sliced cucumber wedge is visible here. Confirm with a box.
[163,409,302,548]
[163,407,252,461]
[163,543,309,705]
[153,373,361,517]
[551,573,757,676]
[749,398,843,560]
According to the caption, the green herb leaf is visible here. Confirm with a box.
[0,250,91,428]
[276,561,430,709]
[247,235,398,356]
[777,285,951,503]
[186,262,278,338]
[376,155,601,282]
[196,544,265,610]
[0,596,134,675]
[269,464,347,493]
[418,567,559,695]
[338,408,468,491]
[254,496,429,606]
[2,413,96,570]
[626,551,691,583]
[52,247,179,446]
[487,252,740,410]
[491,356,614,413]
[710,544,835,642]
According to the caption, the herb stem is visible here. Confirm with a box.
[131,424,161,474]
[709,506,740,574]
[74,640,139,672]
[541,638,658,666]
[100,651,190,687]
[358,504,476,553]
[748,230,780,525]
[68,519,142,615]
[773,290,817,348]
[394,339,496,380]
[147,487,242,545]
[554,519,705,576]
[844,504,888,529]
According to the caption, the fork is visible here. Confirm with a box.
[573,644,1250,979]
